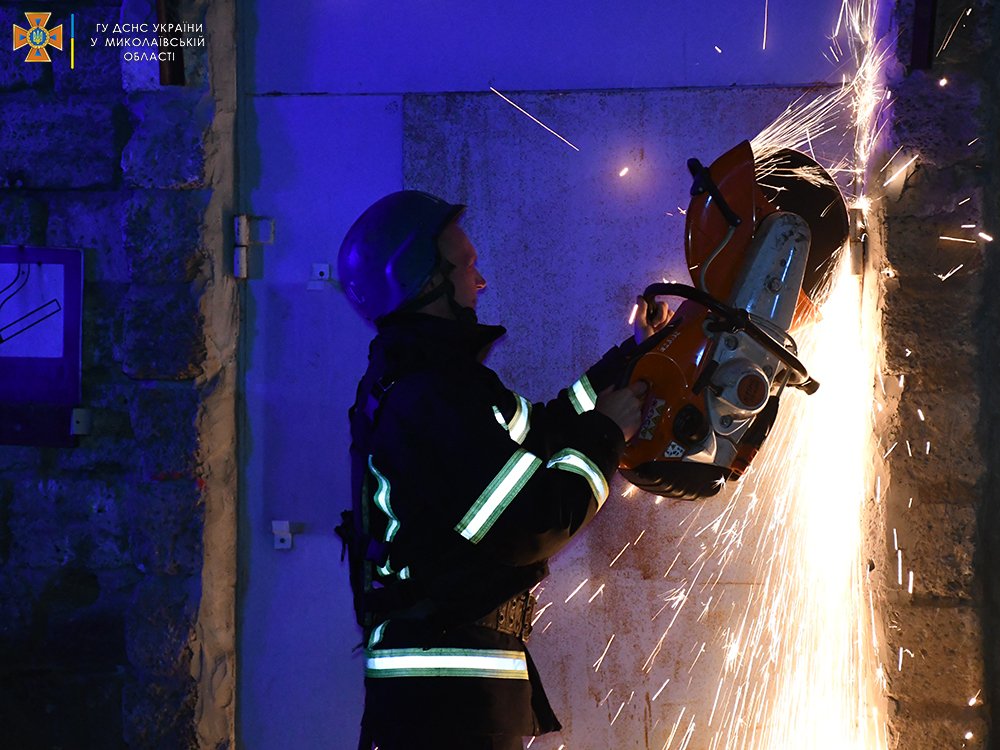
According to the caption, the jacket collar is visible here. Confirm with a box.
[376,313,506,362]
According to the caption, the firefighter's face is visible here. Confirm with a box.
[438,222,487,311]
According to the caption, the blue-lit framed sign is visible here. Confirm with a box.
[0,245,83,446]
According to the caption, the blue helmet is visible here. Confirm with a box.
[337,190,465,322]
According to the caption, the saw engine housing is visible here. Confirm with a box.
[619,142,848,499]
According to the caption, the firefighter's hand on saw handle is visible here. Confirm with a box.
[634,296,673,344]
[596,381,649,443]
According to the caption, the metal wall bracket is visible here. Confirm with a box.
[233,214,275,279]
[849,207,867,276]
[272,520,293,550]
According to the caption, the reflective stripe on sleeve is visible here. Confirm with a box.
[491,394,532,445]
[507,394,531,444]
[365,648,529,680]
[455,449,542,543]
[369,456,408,579]
[568,375,598,415]
[368,456,400,542]
[547,448,609,508]
[367,620,388,649]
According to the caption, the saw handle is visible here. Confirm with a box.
[687,158,743,228]
[641,282,819,394]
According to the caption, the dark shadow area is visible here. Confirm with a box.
[975,4,999,748]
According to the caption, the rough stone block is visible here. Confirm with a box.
[889,711,986,750]
[0,567,47,640]
[888,503,976,600]
[128,383,200,478]
[891,163,983,219]
[46,191,128,282]
[122,90,213,188]
[119,0,165,92]
[1,672,125,750]
[883,215,987,283]
[125,479,203,575]
[124,189,211,281]
[0,93,120,188]
[124,574,198,677]
[0,445,43,473]
[118,0,212,92]
[122,676,197,749]
[881,275,981,379]
[51,5,125,93]
[887,387,985,491]
[52,379,138,471]
[80,281,129,372]
[8,479,128,569]
[0,190,47,245]
[890,72,981,167]
[885,605,983,706]
[55,436,136,473]
[120,283,205,379]
[81,281,129,371]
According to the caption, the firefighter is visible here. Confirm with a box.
[337,190,669,750]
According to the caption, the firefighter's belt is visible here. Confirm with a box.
[474,591,536,641]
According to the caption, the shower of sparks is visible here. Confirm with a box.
[936,264,964,281]
[653,678,671,701]
[610,543,631,567]
[565,578,589,603]
[958,197,971,205]
[588,583,606,603]
[629,303,639,325]
[594,634,616,672]
[881,154,918,187]
[878,144,905,171]
[714,45,723,53]
[488,87,580,151]
[531,601,552,626]
[620,166,630,177]
[939,235,976,244]
[531,3,896,748]
[936,6,972,57]
[762,0,770,50]
[978,232,993,242]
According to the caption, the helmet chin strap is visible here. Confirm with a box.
[385,271,477,325]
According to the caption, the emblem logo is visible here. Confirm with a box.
[12,12,64,63]
[638,398,666,441]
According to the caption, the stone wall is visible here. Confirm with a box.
[877,0,997,746]
[0,1,236,747]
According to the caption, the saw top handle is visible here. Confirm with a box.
[687,158,744,229]
[641,282,819,395]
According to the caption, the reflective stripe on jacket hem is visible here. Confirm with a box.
[365,648,529,680]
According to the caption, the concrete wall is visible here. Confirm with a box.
[0,1,237,747]
[873,0,997,746]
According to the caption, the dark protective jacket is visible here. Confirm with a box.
[348,312,637,739]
